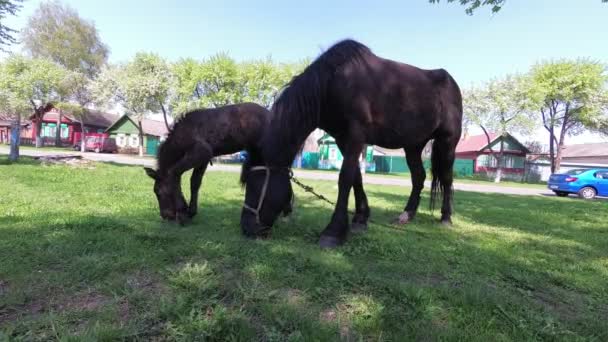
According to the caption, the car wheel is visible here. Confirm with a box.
[94,147,100,153]
[578,187,596,200]
[554,191,569,197]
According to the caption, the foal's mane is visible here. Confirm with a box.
[261,39,372,166]
[156,110,194,173]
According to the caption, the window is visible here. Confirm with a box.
[328,147,337,160]
[595,171,608,179]
[116,134,126,147]
[129,134,139,147]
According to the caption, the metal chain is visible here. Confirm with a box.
[290,175,336,207]
[289,174,403,231]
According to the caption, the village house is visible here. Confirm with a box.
[455,133,530,179]
[105,114,169,155]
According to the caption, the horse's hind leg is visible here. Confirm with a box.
[431,136,457,225]
[188,162,209,218]
[398,145,426,224]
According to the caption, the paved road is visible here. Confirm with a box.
[1,146,553,197]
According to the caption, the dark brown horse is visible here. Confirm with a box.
[241,39,463,248]
[144,102,282,224]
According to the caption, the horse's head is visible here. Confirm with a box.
[240,165,294,238]
[144,167,188,222]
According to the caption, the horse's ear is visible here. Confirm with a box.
[144,167,158,180]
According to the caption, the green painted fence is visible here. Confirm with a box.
[371,156,473,176]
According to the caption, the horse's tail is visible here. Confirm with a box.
[430,139,443,211]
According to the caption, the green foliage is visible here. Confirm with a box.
[21,0,109,77]
[464,74,536,137]
[0,0,23,50]
[0,55,67,116]
[93,52,171,121]
[429,0,505,15]
[429,0,608,15]
[0,159,607,340]
[171,54,307,114]
[528,59,608,171]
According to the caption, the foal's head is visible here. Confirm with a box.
[144,167,188,222]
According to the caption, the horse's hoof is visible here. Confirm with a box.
[440,218,453,227]
[319,235,345,249]
[351,222,368,234]
[396,211,412,225]
[176,213,192,226]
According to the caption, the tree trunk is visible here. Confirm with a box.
[55,108,62,147]
[548,125,556,174]
[479,125,497,180]
[494,137,505,183]
[159,101,171,132]
[555,119,569,174]
[9,113,21,161]
[138,119,145,157]
[35,119,43,148]
[80,121,86,153]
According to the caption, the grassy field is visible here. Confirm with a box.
[0,157,606,341]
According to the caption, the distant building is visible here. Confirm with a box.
[561,142,608,165]
[456,133,530,178]
[105,114,168,155]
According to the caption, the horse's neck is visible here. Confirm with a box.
[264,127,314,167]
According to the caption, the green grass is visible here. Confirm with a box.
[1,156,606,341]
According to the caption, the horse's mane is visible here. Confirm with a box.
[261,39,372,166]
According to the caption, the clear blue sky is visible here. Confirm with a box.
[3,0,608,142]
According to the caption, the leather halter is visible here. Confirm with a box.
[242,166,293,227]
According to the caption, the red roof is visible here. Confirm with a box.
[456,133,498,153]
[32,107,117,128]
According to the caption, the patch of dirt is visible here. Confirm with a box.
[530,287,586,322]
[126,271,169,296]
[55,291,110,312]
[319,308,337,322]
[0,290,111,325]
[37,155,96,169]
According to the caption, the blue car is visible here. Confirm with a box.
[547,168,608,199]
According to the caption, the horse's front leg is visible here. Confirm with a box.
[319,143,363,248]
[188,162,208,218]
[336,140,370,234]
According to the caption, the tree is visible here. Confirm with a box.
[197,52,243,107]
[171,58,204,115]
[56,71,94,152]
[0,0,23,51]
[0,55,66,160]
[92,53,171,156]
[21,0,109,78]
[429,0,607,15]
[528,59,608,173]
[463,75,535,182]
[524,140,544,154]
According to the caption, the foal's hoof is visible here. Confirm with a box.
[319,235,345,249]
[351,222,368,234]
[396,211,412,225]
